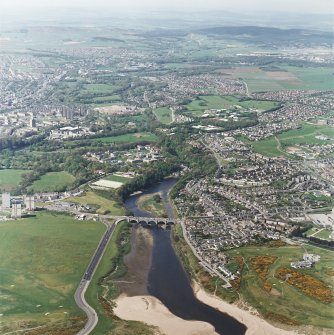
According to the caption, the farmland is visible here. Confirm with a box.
[223,66,334,92]
[227,243,334,328]
[0,212,105,334]
[66,190,126,215]
[0,169,29,192]
[28,171,76,193]
[94,132,158,144]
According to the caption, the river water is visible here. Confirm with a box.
[124,178,247,335]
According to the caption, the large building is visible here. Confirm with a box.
[1,193,11,209]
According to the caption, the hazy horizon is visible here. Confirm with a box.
[1,0,333,15]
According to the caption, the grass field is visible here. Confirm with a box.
[313,229,333,241]
[153,107,173,124]
[0,212,104,333]
[66,191,126,215]
[105,174,133,183]
[227,243,334,328]
[246,124,334,157]
[83,84,114,92]
[0,169,29,192]
[94,132,158,144]
[186,95,278,116]
[224,66,334,92]
[29,172,76,193]
[137,193,167,218]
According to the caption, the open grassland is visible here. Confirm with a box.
[0,169,29,192]
[86,221,157,335]
[28,172,76,193]
[0,212,104,334]
[66,190,126,215]
[186,95,278,116]
[224,66,334,92]
[248,137,288,157]
[280,66,334,91]
[313,229,333,241]
[153,107,173,124]
[94,132,158,144]
[227,243,334,328]
[246,124,334,157]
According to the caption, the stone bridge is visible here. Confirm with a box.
[127,216,175,229]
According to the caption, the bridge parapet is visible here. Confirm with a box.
[127,216,176,228]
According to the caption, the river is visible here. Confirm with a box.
[124,178,247,335]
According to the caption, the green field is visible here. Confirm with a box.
[83,84,119,94]
[313,229,333,241]
[186,95,278,116]
[28,171,76,193]
[247,124,334,157]
[226,66,334,92]
[94,132,158,144]
[0,212,104,333]
[0,169,29,192]
[227,243,334,328]
[137,193,167,218]
[105,174,133,183]
[66,191,126,215]
[153,107,173,124]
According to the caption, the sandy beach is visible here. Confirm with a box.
[113,283,299,335]
[114,293,218,335]
[194,282,298,335]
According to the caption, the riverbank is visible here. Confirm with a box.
[113,281,300,335]
[114,294,218,335]
[193,282,299,335]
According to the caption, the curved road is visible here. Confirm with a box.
[75,219,122,335]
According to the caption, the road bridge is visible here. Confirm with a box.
[127,216,175,228]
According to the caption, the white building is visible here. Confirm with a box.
[2,193,11,209]
[24,196,35,211]
[11,202,22,219]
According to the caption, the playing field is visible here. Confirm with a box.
[94,132,158,144]
[66,190,126,215]
[0,169,29,192]
[0,212,105,333]
[28,171,76,193]
[227,243,334,328]
[105,174,133,183]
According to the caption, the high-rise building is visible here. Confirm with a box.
[30,117,37,128]
[24,196,35,211]
[1,193,11,208]
[11,202,22,218]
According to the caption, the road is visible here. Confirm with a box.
[74,219,122,335]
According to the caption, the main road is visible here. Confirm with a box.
[74,219,123,335]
